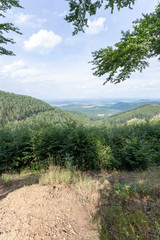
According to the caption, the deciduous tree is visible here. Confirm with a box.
[91,3,160,84]
[65,1,160,83]
[65,0,136,35]
[0,0,22,56]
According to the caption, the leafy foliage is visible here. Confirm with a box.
[65,0,136,35]
[0,0,22,55]
[91,3,160,83]
[1,110,160,172]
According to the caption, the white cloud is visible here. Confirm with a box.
[14,13,47,28]
[86,17,107,35]
[2,60,41,82]
[1,56,160,100]
[2,60,25,74]
[24,29,62,54]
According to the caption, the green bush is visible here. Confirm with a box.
[96,140,117,170]
[120,138,151,170]
[0,116,160,172]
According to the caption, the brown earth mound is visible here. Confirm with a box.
[0,184,98,240]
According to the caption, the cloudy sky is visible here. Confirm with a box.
[0,0,159,100]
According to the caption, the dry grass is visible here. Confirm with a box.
[1,166,160,239]
[0,171,39,187]
[39,165,80,185]
[39,165,100,205]
[0,166,100,205]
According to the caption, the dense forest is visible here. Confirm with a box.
[105,103,160,124]
[0,91,160,173]
[0,90,54,125]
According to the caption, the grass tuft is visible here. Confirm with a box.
[39,165,81,185]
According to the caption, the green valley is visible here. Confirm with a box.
[47,99,160,120]
[1,91,160,172]
[0,91,160,239]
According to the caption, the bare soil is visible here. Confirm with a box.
[0,183,98,240]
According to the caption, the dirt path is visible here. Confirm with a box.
[0,184,98,240]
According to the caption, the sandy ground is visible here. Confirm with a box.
[0,183,98,240]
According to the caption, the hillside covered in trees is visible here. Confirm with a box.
[0,90,54,125]
[0,91,160,173]
[105,103,160,124]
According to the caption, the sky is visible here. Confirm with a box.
[0,0,159,100]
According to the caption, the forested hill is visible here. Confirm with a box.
[105,103,160,124]
[108,100,160,111]
[0,91,160,174]
[1,90,160,126]
[0,90,54,125]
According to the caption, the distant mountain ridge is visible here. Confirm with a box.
[47,99,160,118]
[1,91,160,126]
[105,103,160,124]
[108,101,160,111]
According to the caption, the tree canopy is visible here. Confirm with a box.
[0,0,22,56]
[65,1,160,84]
[65,0,136,35]
[91,3,160,84]
[1,0,159,84]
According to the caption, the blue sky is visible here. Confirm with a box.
[0,0,159,100]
